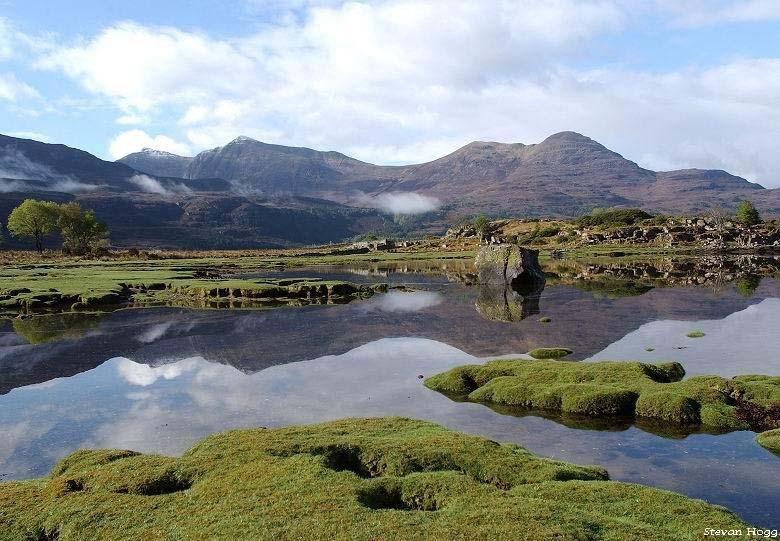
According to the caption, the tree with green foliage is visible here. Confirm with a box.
[57,202,108,255]
[472,214,490,242]
[735,200,761,226]
[6,199,60,253]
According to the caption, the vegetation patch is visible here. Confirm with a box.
[527,347,573,359]
[757,429,780,456]
[686,330,706,338]
[425,360,780,432]
[0,418,748,540]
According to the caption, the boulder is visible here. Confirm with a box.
[475,244,546,292]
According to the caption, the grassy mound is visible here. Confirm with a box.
[0,418,746,540]
[528,347,573,359]
[686,330,706,338]
[757,429,780,455]
[425,360,780,431]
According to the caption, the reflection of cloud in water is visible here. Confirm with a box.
[136,322,175,343]
[359,291,443,313]
[588,298,780,376]
[4,337,780,525]
[116,357,201,386]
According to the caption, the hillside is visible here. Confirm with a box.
[1,131,778,249]
[120,131,779,217]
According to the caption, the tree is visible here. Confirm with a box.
[472,214,490,242]
[6,199,60,253]
[735,200,761,226]
[57,202,108,255]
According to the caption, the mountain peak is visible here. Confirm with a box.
[228,136,260,145]
[138,148,187,158]
[540,131,596,145]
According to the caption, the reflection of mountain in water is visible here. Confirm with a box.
[3,336,780,527]
[588,298,780,377]
[3,270,780,394]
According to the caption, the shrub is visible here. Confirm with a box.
[735,200,761,226]
[574,208,653,229]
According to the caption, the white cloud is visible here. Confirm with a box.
[108,129,191,159]
[129,174,191,195]
[653,0,780,26]
[0,18,15,61]
[7,131,51,142]
[0,73,39,102]
[357,191,441,214]
[31,1,780,187]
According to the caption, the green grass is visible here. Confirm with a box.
[686,330,706,338]
[757,429,780,455]
[527,347,573,359]
[0,255,397,317]
[425,360,780,431]
[0,418,748,540]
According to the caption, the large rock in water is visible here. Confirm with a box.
[475,245,546,292]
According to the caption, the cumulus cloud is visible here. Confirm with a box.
[29,1,780,187]
[108,129,191,159]
[357,191,441,214]
[129,174,191,195]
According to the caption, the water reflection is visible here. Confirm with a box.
[475,284,542,322]
[0,336,778,526]
[3,259,780,526]
[589,297,780,376]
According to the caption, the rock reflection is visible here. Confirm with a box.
[475,284,542,322]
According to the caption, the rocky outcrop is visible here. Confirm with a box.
[475,245,546,292]
[578,218,780,250]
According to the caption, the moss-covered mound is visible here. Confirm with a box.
[528,347,573,359]
[757,429,780,455]
[425,360,780,431]
[0,418,746,540]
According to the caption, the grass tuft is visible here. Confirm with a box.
[527,347,573,359]
[425,360,780,431]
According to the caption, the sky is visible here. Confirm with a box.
[1,0,780,186]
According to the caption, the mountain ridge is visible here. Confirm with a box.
[1,131,778,248]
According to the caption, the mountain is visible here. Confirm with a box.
[119,148,194,178]
[120,131,779,217]
[1,131,778,250]
[0,134,391,249]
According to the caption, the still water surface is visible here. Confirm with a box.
[1,259,779,525]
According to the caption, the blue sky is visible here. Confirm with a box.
[1,0,780,186]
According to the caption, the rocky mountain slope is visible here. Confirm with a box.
[119,148,193,178]
[1,131,778,249]
[0,134,390,249]
[120,131,779,217]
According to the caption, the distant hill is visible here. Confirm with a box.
[0,134,391,249]
[1,131,778,249]
[120,131,779,217]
